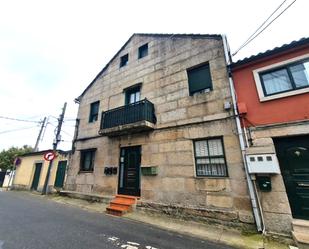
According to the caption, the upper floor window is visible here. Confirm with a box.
[120,54,129,68]
[187,63,212,95]
[260,59,309,96]
[89,101,99,123]
[253,54,309,102]
[138,43,148,59]
[80,149,96,172]
[125,85,141,105]
[194,137,228,177]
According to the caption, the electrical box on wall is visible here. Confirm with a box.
[246,153,281,174]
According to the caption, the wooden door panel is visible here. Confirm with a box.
[118,146,141,196]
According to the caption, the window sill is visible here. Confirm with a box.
[78,171,94,174]
[259,87,309,102]
[195,175,228,179]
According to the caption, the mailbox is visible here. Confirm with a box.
[104,167,112,175]
[257,176,272,192]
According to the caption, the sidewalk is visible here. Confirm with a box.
[46,193,294,249]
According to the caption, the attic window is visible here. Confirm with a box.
[120,54,129,68]
[138,43,148,59]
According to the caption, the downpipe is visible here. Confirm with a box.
[221,35,264,232]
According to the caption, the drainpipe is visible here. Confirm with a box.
[221,34,263,232]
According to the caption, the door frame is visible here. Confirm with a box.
[274,135,309,220]
[117,145,141,196]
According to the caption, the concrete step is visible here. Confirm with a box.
[109,202,132,211]
[106,195,138,216]
[112,197,136,205]
[292,231,309,249]
[293,219,309,234]
[115,194,138,201]
[106,206,127,216]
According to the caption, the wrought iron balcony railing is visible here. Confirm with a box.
[99,99,156,136]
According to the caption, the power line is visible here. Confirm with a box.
[232,0,297,56]
[233,0,287,55]
[49,123,73,137]
[0,115,41,124]
[0,126,38,135]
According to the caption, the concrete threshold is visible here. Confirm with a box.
[46,193,293,249]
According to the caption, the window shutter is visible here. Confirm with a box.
[188,63,212,95]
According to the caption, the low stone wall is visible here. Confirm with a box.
[137,201,255,230]
[59,190,113,204]
[11,184,30,191]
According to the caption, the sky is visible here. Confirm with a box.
[0,0,307,151]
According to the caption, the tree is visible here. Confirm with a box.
[0,145,33,171]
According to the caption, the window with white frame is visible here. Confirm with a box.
[260,59,309,96]
[253,54,309,101]
[194,138,228,177]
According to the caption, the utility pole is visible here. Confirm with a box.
[42,103,67,195]
[33,117,47,152]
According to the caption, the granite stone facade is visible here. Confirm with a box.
[65,34,253,225]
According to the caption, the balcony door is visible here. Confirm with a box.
[118,146,141,196]
[125,86,140,105]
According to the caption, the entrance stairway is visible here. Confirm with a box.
[292,219,309,249]
[106,195,137,216]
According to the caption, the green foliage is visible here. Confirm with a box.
[0,145,33,171]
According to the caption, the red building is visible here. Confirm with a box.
[231,37,309,242]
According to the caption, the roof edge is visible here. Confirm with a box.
[231,37,309,69]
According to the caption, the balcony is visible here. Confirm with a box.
[99,99,156,136]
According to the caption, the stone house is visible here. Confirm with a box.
[13,150,69,192]
[65,33,253,226]
[231,37,309,241]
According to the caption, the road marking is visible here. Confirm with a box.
[121,245,139,249]
[127,242,140,246]
[146,246,158,249]
[108,236,119,241]
[0,240,4,249]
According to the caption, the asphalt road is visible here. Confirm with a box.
[0,191,233,249]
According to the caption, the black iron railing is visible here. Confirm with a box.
[100,99,156,129]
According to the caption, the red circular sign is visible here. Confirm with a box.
[44,151,56,161]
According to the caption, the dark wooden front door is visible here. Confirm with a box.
[31,163,42,191]
[54,161,67,188]
[118,146,141,196]
[274,135,309,220]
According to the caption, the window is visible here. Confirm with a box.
[138,43,148,59]
[260,59,309,96]
[120,54,129,67]
[80,149,96,172]
[187,63,212,95]
[194,138,228,177]
[89,101,99,123]
[125,86,141,105]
